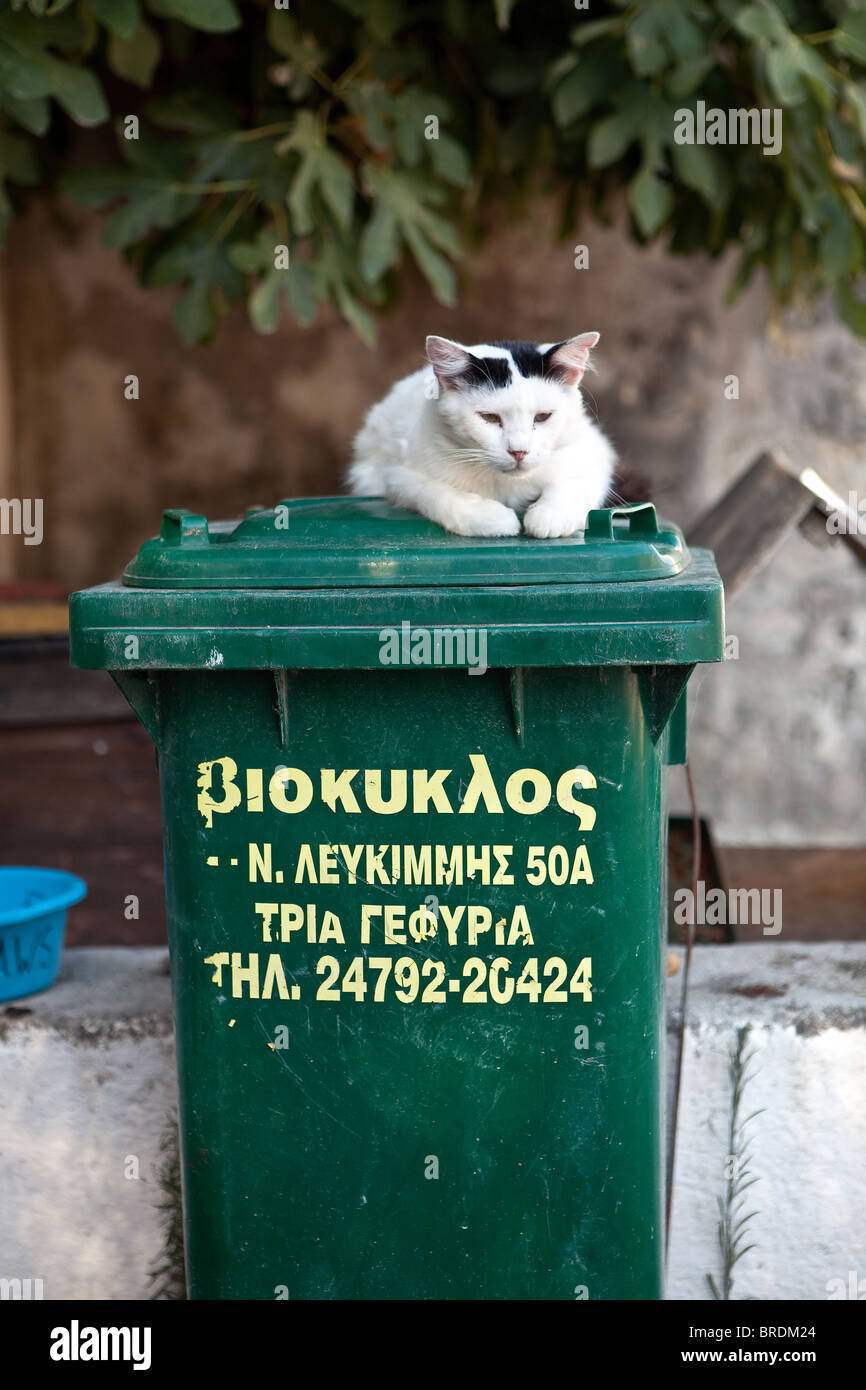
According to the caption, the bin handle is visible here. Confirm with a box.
[585,502,660,539]
[160,508,210,546]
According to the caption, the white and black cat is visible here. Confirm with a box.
[348,334,616,538]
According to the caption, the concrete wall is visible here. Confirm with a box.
[3,195,865,845]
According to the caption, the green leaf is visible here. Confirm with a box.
[87,0,139,39]
[587,110,638,167]
[0,44,55,100]
[552,66,587,127]
[836,280,866,335]
[148,0,241,34]
[102,187,188,247]
[626,9,669,76]
[286,113,355,235]
[366,0,405,43]
[61,166,148,204]
[428,132,471,186]
[359,199,400,282]
[672,141,731,211]
[820,204,861,278]
[0,130,39,184]
[229,237,268,274]
[665,6,705,62]
[249,273,281,334]
[731,3,789,44]
[628,165,674,235]
[835,13,866,65]
[552,52,626,127]
[791,42,835,105]
[285,262,318,326]
[403,220,457,304]
[108,22,161,87]
[766,45,807,105]
[493,0,516,31]
[571,17,623,47]
[266,10,329,99]
[361,163,461,302]
[43,57,109,125]
[666,53,714,97]
[845,82,866,145]
[0,91,50,134]
[334,281,376,344]
[362,163,460,256]
[146,220,245,343]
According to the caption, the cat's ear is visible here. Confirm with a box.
[546,332,600,386]
[426,335,473,390]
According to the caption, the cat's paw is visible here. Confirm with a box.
[451,501,521,537]
[523,502,584,539]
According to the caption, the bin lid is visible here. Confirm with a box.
[69,498,725,671]
[122,498,688,589]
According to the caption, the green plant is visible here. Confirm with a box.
[148,1109,187,1300]
[2,0,866,341]
[707,1024,762,1301]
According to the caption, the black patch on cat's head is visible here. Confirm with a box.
[449,340,568,391]
[491,340,554,379]
[459,354,513,390]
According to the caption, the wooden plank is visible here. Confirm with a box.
[0,637,132,727]
[798,468,866,569]
[0,602,69,636]
[716,846,866,941]
[688,451,814,601]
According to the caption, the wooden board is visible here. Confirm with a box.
[688,451,815,601]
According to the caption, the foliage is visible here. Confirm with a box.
[148,1109,187,1300]
[707,1025,763,1302]
[2,0,866,341]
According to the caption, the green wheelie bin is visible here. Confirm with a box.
[69,498,724,1300]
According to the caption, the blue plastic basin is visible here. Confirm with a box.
[0,868,87,1002]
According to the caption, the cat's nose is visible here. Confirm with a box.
[508,449,528,464]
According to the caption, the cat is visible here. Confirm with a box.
[347,334,616,538]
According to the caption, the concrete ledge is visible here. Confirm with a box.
[667,942,866,1300]
[1,943,863,1300]
[0,948,175,1301]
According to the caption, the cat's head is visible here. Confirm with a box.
[425,334,599,475]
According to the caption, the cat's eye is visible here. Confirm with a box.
[478,412,502,426]
[534,412,552,424]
